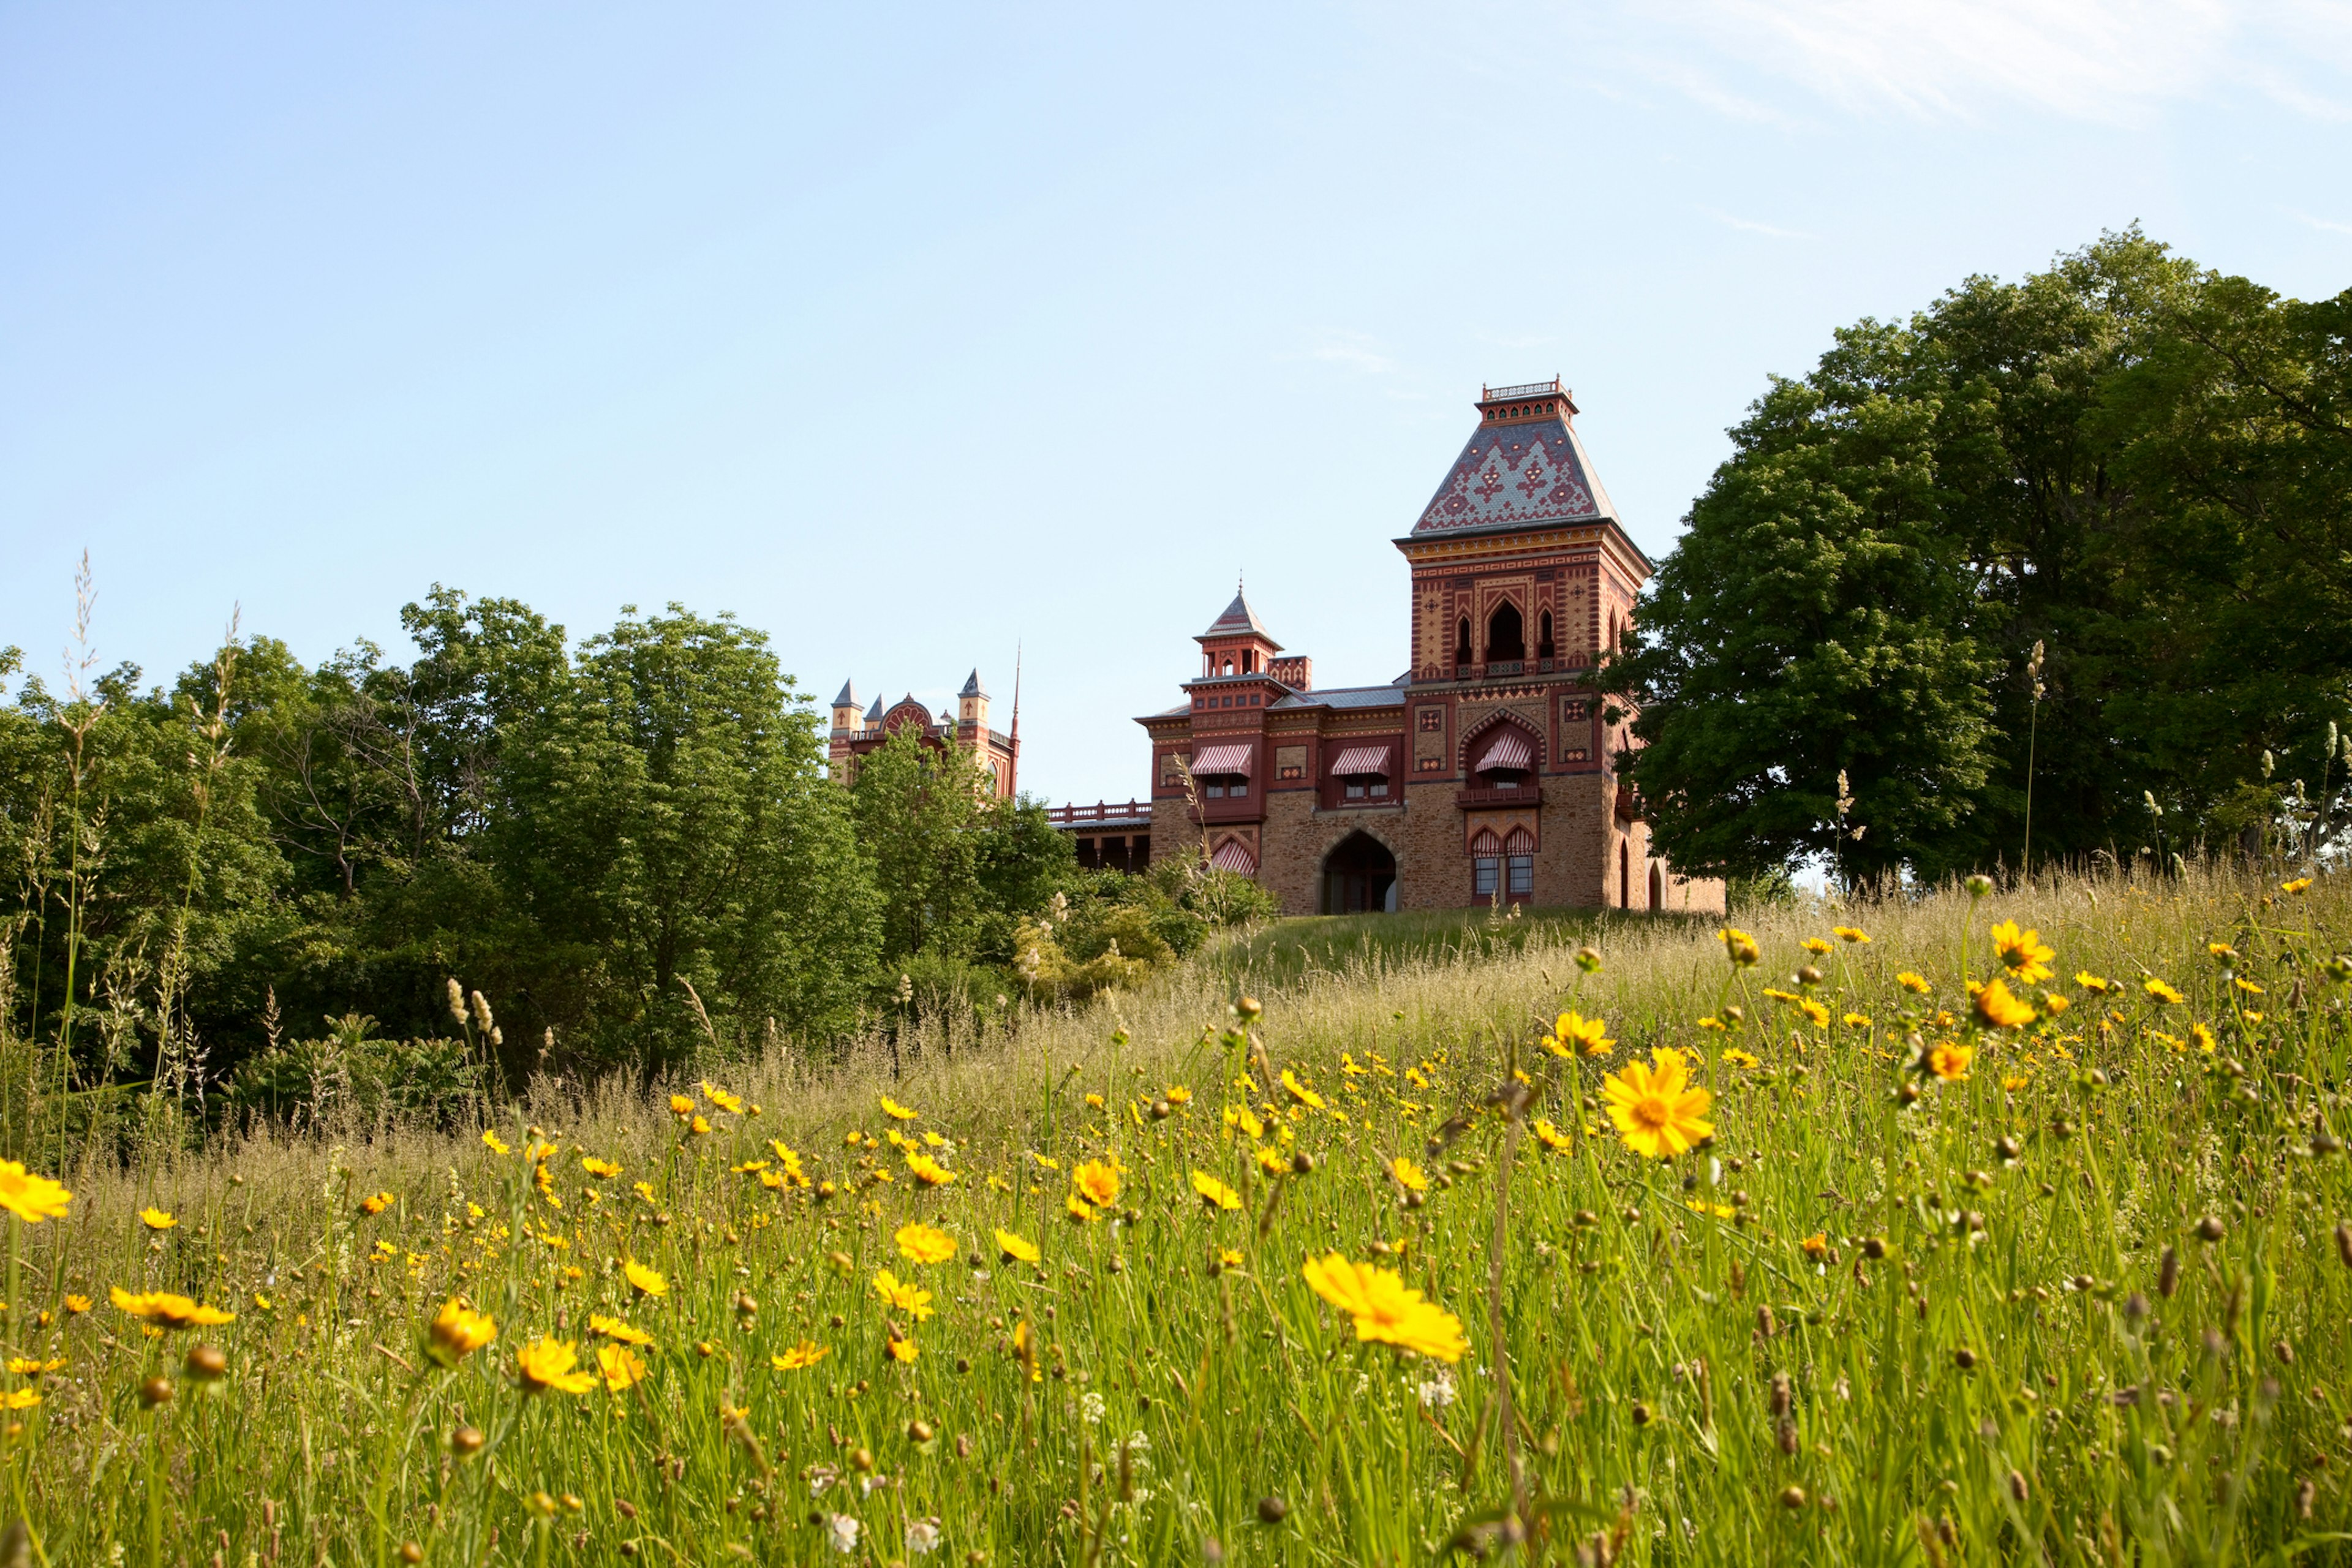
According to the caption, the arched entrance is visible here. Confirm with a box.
[1322,831,1396,914]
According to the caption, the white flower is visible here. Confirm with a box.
[826,1514,861,1554]
[1416,1371,1457,1410]
[1080,1390,1106,1425]
[859,1472,889,1496]
[905,1519,942,1554]
[805,1464,838,1496]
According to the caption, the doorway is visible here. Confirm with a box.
[1322,831,1396,914]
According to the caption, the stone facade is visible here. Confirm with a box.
[1118,380,1725,917]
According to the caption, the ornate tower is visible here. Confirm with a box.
[831,679,862,734]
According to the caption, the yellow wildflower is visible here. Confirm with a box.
[994,1228,1041,1264]
[1720,927,1760,967]
[108,1287,233,1330]
[905,1153,956,1188]
[772,1341,829,1370]
[425,1298,499,1367]
[1190,1170,1243,1210]
[138,1208,176,1232]
[1545,1011,1613,1058]
[1280,1069,1326,1110]
[0,1163,71,1225]
[515,1338,598,1395]
[622,1260,668,1298]
[880,1096,918,1121]
[1300,1254,1469,1362]
[597,1344,647,1391]
[1990,920,2056,984]
[1071,1159,1121,1209]
[1926,1042,1972,1081]
[1897,972,1932,995]
[1973,978,2037,1030]
[1600,1049,1714,1159]
[895,1222,956,1265]
[870,1270,934,1321]
[1389,1156,1429,1193]
[699,1081,744,1115]
[1833,926,1871,944]
[2145,978,2184,1005]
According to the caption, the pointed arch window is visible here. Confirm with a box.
[1537,609,1555,660]
[1487,603,1524,663]
[1455,617,1472,668]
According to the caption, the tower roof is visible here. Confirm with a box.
[864,696,884,722]
[1196,584,1280,649]
[1412,379,1621,537]
[832,678,858,707]
[959,669,987,699]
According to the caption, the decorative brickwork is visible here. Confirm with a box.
[1082,383,1723,917]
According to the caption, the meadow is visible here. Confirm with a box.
[5,865,2349,1565]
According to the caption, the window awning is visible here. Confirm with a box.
[1329,744,1393,777]
[1208,837,1258,873]
[1476,731,1534,772]
[1190,743,1253,777]
[1504,826,1536,854]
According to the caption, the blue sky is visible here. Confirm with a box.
[5,1,2349,806]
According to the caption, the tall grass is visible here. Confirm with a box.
[7,862,2350,1564]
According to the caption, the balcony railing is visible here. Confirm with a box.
[1048,799,1151,827]
[1457,783,1542,810]
[1482,379,1564,401]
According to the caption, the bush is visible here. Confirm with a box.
[221,1014,485,1131]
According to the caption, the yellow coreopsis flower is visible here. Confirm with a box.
[895,1222,956,1265]
[622,1260,668,1298]
[700,1081,745,1115]
[1300,1254,1469,1363]
[1722,1047,1760,1069]
[1797,998,1830,1030]
[1,1390,39,1411]
[2145,978,2184,1005]
[994,1228,1041,1264]
[1841,1012,1871,1030]
[1990,920,2056,985]
[597,1344,647,1392]
[870,1269,935,1321]
[1224,1105,1264,1140]
[1719,927,1760,967]
[514,1337,598,1395]
[581,1157,621,1179]
[1833,926,1871,944]
[1897,971,1932,995]
[2191,1022,2218,1054]
[1926,1042,1973,1081]
[880,1096,919,1121]
[0,1162,71,1225]
[359,1191,394,1216]
[481,1129,510,1155]
[1972,977,2038,1030]
[1801,937,1833,956]
[1531,1118,1572,1151]
[1256,1147,1290,1178]
[1071,1159,1121,1209]
[1546,1011,1613,1058]
[886,1335,919,1364]
[109,1286,233,1330]
[588,1313,654,1346]
[425,1298,499,1367]
[2283,876,2314,894]
[668,1095,695,1118]
[1388,1156,1429,1193]
[1189,1170,1243,1211]
[138,1207,177,1231]
[1600,1049,1714,1159]
[2075,971,2112,992]
[1280,1069,1326,1110]
[772,1340,829,1371]
[904,1153,956,1188]
[1800,1233,1828,1257]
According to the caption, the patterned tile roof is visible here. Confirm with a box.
[1199,585,1277,645]
[1412,411,1619,535]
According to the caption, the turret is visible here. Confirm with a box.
[832,679,862,733]
[1195,582,1283,680]
[957,669,990,739]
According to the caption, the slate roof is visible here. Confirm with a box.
[1268,684,1405,712]
[959,669,986,699]
[1412,410,1621,535]
[833,679,858,707]
[1199,586,1278,646]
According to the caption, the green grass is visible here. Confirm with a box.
[1208,906,1651,993]
[7,865,2352,1564]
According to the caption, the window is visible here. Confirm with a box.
[1223,658,1235,676]
[1537,609,1555,660]
[1487,603,1525,663]
[1507,855,1534,895]
[1231,781,1248,797]
[1370,780,1389,797]
[1473,856,1499,896]
[1455,618,1472,665]
[1205,783,1225,798]
[1345,781,1366,799]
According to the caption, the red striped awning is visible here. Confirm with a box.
[1469,829,1503,856]
[1476,731,1534,772]
[1504,826,1536,854]
[1208,837,1257,873]
[1329,744,1393,777]
[1190,743,1253,777]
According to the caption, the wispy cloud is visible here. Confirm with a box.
[2287,208,2352,236]
[1596,0,2352,126]
[1698,206,1814,239]
[1308,331,1397,376]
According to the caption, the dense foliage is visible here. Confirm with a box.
[0,587,1248,1135]
[1609,231,2352,885]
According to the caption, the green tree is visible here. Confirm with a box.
[1606,320,2002,884]
[849,725,988,966]
[494,605,876,1070]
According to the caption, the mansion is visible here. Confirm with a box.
[827,672,1019,799]
[1113,379,1722,915]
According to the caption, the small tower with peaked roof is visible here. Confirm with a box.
[831,679,862,734]
[956,669,990,741]
[1195,581,1283,681]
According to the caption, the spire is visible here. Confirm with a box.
[1198,580,1278,646]
[864,696,884,722]
[959,668,986,699]
[1009,643,1022,752]
[832,677,858,707]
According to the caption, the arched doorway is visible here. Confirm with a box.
[1322,831,1396,914]
[1648,863,1663,911]
[1487,603,1525,663]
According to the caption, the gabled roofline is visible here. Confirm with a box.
[1392,514,1655,576]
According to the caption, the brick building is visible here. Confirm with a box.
[827,671,1017,799]
[1123,379,1722,915]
